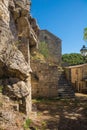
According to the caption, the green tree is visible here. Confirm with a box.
[62,53,86,66]
[83,28,87,42]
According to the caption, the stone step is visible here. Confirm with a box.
[58,86,74,90]
[58,93,75,96]
[58,86,74,89]
[58,90,75,93]
[58,94,75,97]
[57,71,75,98]
[58,91,75,95]
[58,81,69,84]
[58,84,69,86]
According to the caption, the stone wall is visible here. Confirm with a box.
[39,30,62,65]
[31,27,75,99]
[31,60,61,98]
[64,64,87,93]
[31,59,75,98]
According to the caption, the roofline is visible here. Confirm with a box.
[64,63,87,69]
[40,29,62,41]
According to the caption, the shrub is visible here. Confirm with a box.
[23,118,32,130]
[38,42,49,58]
[62,53,85,66]
[0,86,3,93]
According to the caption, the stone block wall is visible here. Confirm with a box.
[31,59,75,98]
[31,60,60,98]
[64,64,87,93]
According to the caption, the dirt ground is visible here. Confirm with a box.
[30,93,87,130]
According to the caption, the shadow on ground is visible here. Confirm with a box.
[30,94,87,130]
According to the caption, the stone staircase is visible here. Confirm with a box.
[58,71,75,98]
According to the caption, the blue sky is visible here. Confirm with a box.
[31,0,87,54]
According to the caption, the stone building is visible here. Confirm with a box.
[31,30,62,98]
[80,45,87,56]
[31,30,74,98]
[64,64,87,93]
[38,30,62,65]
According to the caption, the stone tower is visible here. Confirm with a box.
[39,30,62,65]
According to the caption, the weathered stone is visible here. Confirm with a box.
[14,0,31,13]
[13,81,29,98]
[17,16,39,47]
[13,8,21,20]
[9,0,15,10]
[0,0,39,118]
[31,60,75,98]
[0,43,31,79]
[29,16,40,36]
[0,93,25,130]
[0,0,10,26]
[31,60,59,98]
[39,30,62,64]
[17,16,30,38]
[0,110,15,123]
[4,81,29,99]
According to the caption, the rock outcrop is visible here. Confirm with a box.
[0,0,39,118]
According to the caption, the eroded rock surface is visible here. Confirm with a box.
[0,0,39,122]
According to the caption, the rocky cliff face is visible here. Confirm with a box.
[0,0,39,121]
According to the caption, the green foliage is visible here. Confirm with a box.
[15,40,21,46]
[62,53,86,66]
[38,42,49,58]
[23,118,32,130]
[31,51,45,61]
[41,121,47,129]
[0,86,3,93]
[84,28,87,42]
[0,102,3,107]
